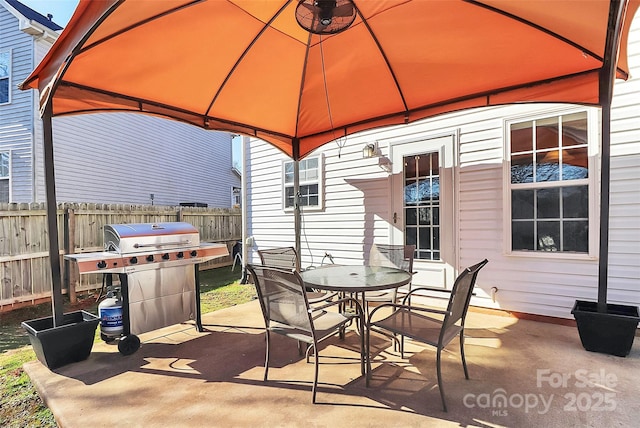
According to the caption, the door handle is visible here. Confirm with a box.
[393,212,397,223]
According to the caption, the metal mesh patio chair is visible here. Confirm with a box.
[247,264,365,403]
[364,244,415,312]
[366,259,489,412]
[258,247,337,303]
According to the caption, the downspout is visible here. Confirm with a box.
[597,0,627,312]
[42,101,64,326]
[30,40,37,202]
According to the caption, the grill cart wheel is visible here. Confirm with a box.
[117,335,140,356]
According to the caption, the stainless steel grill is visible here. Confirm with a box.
[65,222,229,351]
[68,222,228,275]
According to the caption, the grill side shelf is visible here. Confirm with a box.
[64,252,126,274]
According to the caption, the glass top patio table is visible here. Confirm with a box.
[300,265,412,293]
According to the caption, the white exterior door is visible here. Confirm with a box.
[390,134,457,289]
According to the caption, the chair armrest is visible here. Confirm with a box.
[402,286,450,304]
[402,286,476,304]
[367,302,451,323]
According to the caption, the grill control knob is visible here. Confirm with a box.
[190,250,197,257]
[146,255,154,262]
[97,260,107,269]
[177,252,184,259]
[130,256,138,264]
[162,253,170,260]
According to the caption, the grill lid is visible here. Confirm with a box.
[104,222,200,254]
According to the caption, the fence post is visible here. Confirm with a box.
[63,207,77,303]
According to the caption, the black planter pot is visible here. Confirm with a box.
[22,311,100,370]
[572,300,639,357]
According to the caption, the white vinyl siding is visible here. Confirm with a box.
[246,10,640,319]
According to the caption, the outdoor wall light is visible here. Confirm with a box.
[363,142,378,158]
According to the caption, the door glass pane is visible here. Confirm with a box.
[404,181,418,204]
[404,152,440,260]
[405,207,417,225]
[419,227,431,250]
[406,227,417,247]
[417,207,430,225]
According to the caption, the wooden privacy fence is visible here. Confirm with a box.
[0,202,241,310]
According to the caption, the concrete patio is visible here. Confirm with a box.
[24,299,640,427]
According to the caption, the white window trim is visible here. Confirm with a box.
[0,49,11,105]
[282,154,324,212]
[502,107,599,260]
[0,150,11,203]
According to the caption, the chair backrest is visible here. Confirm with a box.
[257,247,299,271]
[442,259,489,332]
[369,244,415,273]
[247,264,313,334]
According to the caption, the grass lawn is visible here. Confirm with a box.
[0,266,254,428]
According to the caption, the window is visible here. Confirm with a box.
[0,50,10,104]
[283,156,322,209]
[232,186,241,208]
[507,111,592,254]
[0,151,9,202]
[404,152,440,260]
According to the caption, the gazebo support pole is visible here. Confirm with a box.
[597,0,626,313]
[43,102,64,326]
[293,143,301,271]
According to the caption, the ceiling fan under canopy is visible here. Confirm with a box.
[295,0,357,34]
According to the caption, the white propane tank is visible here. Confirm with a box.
[98,293,123,338]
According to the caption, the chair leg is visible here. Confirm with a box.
[312,344,319,403]
[436,347,447,412]
[264,331,270,381]
[460,330,469,379]
[305,343,315,363]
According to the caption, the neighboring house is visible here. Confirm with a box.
[244,14,640,320]
[0,0,240,207]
